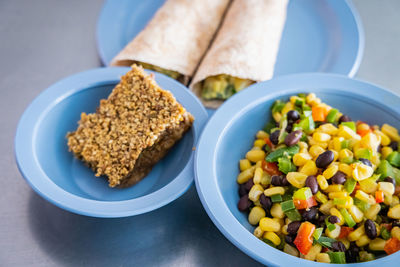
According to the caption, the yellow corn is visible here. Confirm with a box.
[339,163,353,177]
[260,173,271,187]
[272,112,282,123]
[248,207,266,225]
[263,232,281,246]
[348,205,364,223]
[374,130,391,146]
[282,224,288,235]
[306,93,321,106]
[256,130,269,139]
[299,141,309,150]
[319,123,339,135]
[356,235,370,247]
[320,200,334,215]
[324,184,344,192]
[237,166,256,184]
[283,244,299,257]
[329,192,349,199]
[309,145,325,158]
[355,190,376,205]
[304,244,322,261]
[255,160,262,168]
[338,125,361,140]
[348,225,365,241]
[308,138,329,149]
[384,194,393,206]
[388,204,400,219]
[339,148,353,161]
[316,253,331,263]
[315,191,328,204]
[254,139,266,148]
[293,153,312,166]
[330,137,345,152]
[335,196,353,209]
[369,238,387,251]
[392,196,400,207]
[359,178,378,194]
[357,123,370,133]
[290,95,301,105]
[364,204,381,220]
[264,186,285,197]
[317,175,329,190]
[330,207,344,225]
[251,146,261,151]
[286,172,308,188]
[299,160,318,176]
[323,164,339,179]
[338,238,350,249]
[239,159,252,171]
[253,226,264,238]
[253,167,264,185]
[382,146,394,159]
[246,150,266,163]
[382,124,400,141]
[259,217,281,232]
[326,224,341,238]
[313,132,331,142]
[359,251,375,262]
[378,182,395,196]
[271,203,285,219]
[371,151,381,167]
[391,227,400,240]
[281,102,294,116]
[360,132,381,152]
[351,162,374,181]
[249,184,264,202]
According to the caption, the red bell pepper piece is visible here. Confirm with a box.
[384,237,400,255]
[264,137,274,150]
[375,190,384,203]
[294,222,316,255]
[357,129,371,137]
[381,223,393,232]
[339,227,354,239]
[294,196,317,210]
[262,160,281,176]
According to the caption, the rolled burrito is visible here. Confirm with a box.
[110,0,231,85]
[190,0,289,108]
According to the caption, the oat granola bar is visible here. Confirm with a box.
[67,65,194,188]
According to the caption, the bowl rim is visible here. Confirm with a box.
[194,72,400,266]
[14,67,208,218]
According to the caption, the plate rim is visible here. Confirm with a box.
[14,67,208,218]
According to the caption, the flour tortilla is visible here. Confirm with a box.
[190,0,288,108]
[110,0,231,85]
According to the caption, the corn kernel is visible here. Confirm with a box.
[351,162,374,181]
[392,196,400,207]
[348,225,365,241]
[264,186,285,197]
[253,167,264,185]
[374,130,391,146]
[332,150,339,162]
[338,238,350,249]
[339,163,353,177]
[246,150,266,163]
[253,226,264,238]
[286,172,308,188]
[282,224,288,235]
[259,217,281,232]
[348,205,364,223]
[360,132,381,152]
[313,132,331,142]
[326,224,341,238]
[273,112,282,123]
[239,159,252,171]
[256,130,269,139]
[330,207,344,225]
[237,166,256,184]
[357,123,370,132]
[299,141,308,150]
[248,207,266,225]
[355,190,376,205]
[323,164,339,179]
[369,238,387,251]
[271,203,285,219]
[378,182,395,196]
[293,153,312,166]
[391,227,400,240]
[364,204,381,220]
[284,244,299,257]
[339,148,353,161]
[299,160,318,176]
[281,102,294,115]
[359,178,378,194]
[315,191,328,203]
[251,146,261,151]
[254,139,266,148]
[260,172,271,187]
[388,204,400,219]
[331,137,345,152]
[309,145,325,159]
[335,196,353,209]
[382,124,400,141]
[263,232,281,246]
[249,184,264,202]
[290,96,300,105]
[320,200,334,215]
[319,123,339,135]
[382,146,394,159]
[338,125,361,140]
[317,175,329,190]
[316,253,331,263]
[308,137,329,149]
[356,235,370,247]
[329,192,349,199]
[304,244,322,261]
[385,194,393,206]
[325,184,344,193]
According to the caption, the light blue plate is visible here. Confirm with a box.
[15,67,208,218]
[195,73,400,266]
[97,0,364,77]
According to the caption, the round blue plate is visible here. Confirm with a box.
[195,73,400,266]
[97,0,364,77]
[15,67,208,218]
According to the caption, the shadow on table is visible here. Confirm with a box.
[28,186,262,267]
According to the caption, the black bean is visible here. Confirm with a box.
[364,219,377,239]
[339,115,352,123]
[244,179,254,192]
[328,215,340,224]
[384,177,396,186]
[302,207,318,221]
[331,171,347,184]
[287,221,302,235]
[345,244,359,263]
[238,184,247,197]
[359,158,372,167]
[392,220,400,228]
[287,110,300,122]
[260,194,272,212]
[305,175,319,194]
[316,150,334,168]
[285,123,293,133]
[285,235,295,245]
[271,175,283,186]
[332,241,346,252]
[377,144,382,153]
[270,130,280,145]
[389,141,399,151]
[281,176,290,186]
[285,130,302,147]
[238,195,251,212]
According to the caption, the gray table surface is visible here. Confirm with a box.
[1,0,399,266]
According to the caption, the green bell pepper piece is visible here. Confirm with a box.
[344,178,357,194]
[341,121,356,132]
[377,160,394,178]
[387,151,400,167]
[278,157,296,174]
[284,209,302,221]
[354,198,370,212]
[293,187,312,200]
[381,227,391,240]
[328,252,346,264]
[281,200,295,212]
[266,145,300,162]
[355,148,372,160]
[326,109,339,123]
[340,208,356,227]
[271,194,282,203]
[393,167,400,185]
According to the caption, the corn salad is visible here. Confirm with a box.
[237,93,400,263]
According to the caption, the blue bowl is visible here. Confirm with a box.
[15,67,208,217]
[195,73,400,266]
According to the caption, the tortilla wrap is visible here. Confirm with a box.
[190,0,288,108]
[110,0,231,85]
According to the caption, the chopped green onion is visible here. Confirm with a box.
[271,194,283,203]
[355,148,372,160]
[312,227,323,240]
[354,198,370,212]
[340,208,356,228]
[334,198,348,206]
[344,178,357,194]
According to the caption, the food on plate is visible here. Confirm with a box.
[67,65,194,188]
[237,93,400,263]
[190,0,288,108]
[110,0,231,85]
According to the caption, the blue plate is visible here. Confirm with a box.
[15,67,208,218]
[97,0,364,77]
[195,73,400,266]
